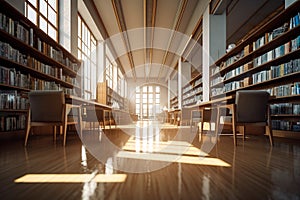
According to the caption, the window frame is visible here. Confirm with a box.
[25,0,59,41]
[78,14,97,100]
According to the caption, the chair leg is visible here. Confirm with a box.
[24,111,31,146]
[78,107,82,138]
[24,124,31,146]
[232,105,237,146]
[53,126,57,141]
[63,124,67,146]
[267,125,274,146]
[241,126,245,141]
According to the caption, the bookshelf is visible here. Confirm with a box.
[182,73,203,107]
[96,81,128,110]
[170,96,178,109]
[209,1,300,138]
[0,0,81,133]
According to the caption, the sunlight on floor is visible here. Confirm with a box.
[14,174,127,183]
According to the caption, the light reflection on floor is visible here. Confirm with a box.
[116,120,230,167]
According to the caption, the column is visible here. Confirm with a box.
[97,41,106,82]
[178,58,182,109]
[202,5,226,102]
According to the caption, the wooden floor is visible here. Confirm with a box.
[1,121,300,200]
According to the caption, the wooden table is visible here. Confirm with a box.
[65,95,113,129]
[183,95,235,139]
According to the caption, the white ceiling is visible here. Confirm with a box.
[82,0,284,82]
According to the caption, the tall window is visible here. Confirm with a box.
[78,15,97,99]
[106,57,113,89]
[136,85,160,119]
[25,0,59,41]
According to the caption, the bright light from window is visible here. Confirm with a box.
[15,174,127,183]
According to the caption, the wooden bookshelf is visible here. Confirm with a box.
[0,0,81,133]
[170,96,178,109]
[96,81,127,110]
[182,73,203,107]
[209,1,300,138]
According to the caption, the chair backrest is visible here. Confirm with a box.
[29,90,65,122]
[235,90,269,123]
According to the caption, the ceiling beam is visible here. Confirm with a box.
[166,15,203,82]
[145,0,157,81]
[82,0,126,76]
[111,0,137,81]
[156,0,188,82]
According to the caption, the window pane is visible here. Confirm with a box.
[48,0,57,11]
[39,17,47,33]
[156,86,160,92]
[39,0,47,17]
[48,25,56,40]
[28,0,37,7]
[48,7,57,26]
[149,86,153,92]
[143,86,147,92]
[27,6,37,24]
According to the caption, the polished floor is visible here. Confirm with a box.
[1,121,300,200]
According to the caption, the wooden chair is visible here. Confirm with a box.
[24,90,82,146]
[216,90,274,146]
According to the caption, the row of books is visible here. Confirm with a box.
[211,66,220,76]
[194,77,202,86]
[0,66,29,88]
[291,35,300,52]
[183,87,202,100]
[213,12,300,77]
[224,81,243,92]
[0,90,28,110]
[267,82,300,97]
[0,12,79,72]
[270,103,300,115]
[211,77,223,87]
[223,65,244,80]
[182,94,202,106]
[254,12,299,50]
[0,39,79,85]
[270,59,300,78]
[0,40,28,65]
[221,50,244,69]
[289,12,300,29]
[211,87,224,97]
[0,13,29,44]
[0,65,79,90]
[183,85,193,94]
[253,34,267,51]
[0,114,26,132]
[272,120,300,132]
[253,44,288,68]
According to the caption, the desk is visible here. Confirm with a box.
[65,95,113,129]
[168,109,181,125]
[184,96,235,139]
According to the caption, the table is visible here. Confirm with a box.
[65,95,114,129]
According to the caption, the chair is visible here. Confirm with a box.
[216,90,274,146]
[24,90,82,146]
[82,105,105,131]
